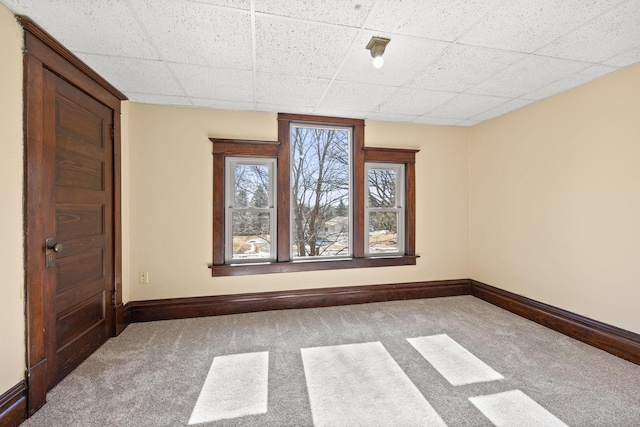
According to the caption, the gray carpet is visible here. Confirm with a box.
[21,296,640,426]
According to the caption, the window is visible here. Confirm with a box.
[225,157,276,263]
[290,124,352,259]
[211,114,418,276]
[366,163,404,256]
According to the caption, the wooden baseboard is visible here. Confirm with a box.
[114,302,131,336]
[470,280,640,365]
[130,279,471,322]
[0,381,27,427]
[128,278,640,366]
[12,278,640,424]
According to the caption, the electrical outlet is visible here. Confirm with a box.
[139,271,149,284]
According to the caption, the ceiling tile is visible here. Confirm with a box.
[363,0,502,42]
[412,116,465,126]
[129,0,253,69]
[254,0,376,27]
[376,88,457,116]
[256,103,315,115]
[76,54,185,96]
[186,0,250,9]
[3,0,635,126]
[536,0,640,63]
[602,45,640,67]
[312,108,367,120]
[470,98,534,121]
[467,55,591,98]
[335,31,449,87]
[459,0,623,53]
[128,93,193,106]
[255,73,330,107]
[255,14,358,78]
[169,63,253,101]
[318,81,397,112]
[190,98,255,111]
[365,113,419,123]
[1,0,158,59]
[523,64,619,100]
[405,44,526,92]
[426,93,510,119]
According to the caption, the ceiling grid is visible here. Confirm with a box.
[3,0,638,125]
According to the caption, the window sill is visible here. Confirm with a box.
[210,256,418,277]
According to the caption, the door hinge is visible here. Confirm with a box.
[110,124,115,140]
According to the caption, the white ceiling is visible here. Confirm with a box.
[3,0,640,126]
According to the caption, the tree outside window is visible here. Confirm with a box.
[290,125,351,258]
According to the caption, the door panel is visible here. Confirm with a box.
[56,205,104,240]
[56,250,105,292]
[23,20,126,415]
[56,149,105,190]
[43,69,114,389]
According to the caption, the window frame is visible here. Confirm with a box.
[289,122,354,260]
[210,114,419,277]
[365,162,405,257]
[225,156,277,263]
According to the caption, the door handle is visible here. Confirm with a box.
[45,238,63,268]
[46,240,63,252]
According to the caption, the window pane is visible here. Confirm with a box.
[368,211,399,254]
[291,126,351,258]
[234,164,270,208]
[368,168,396,208]
[231,212,272,260]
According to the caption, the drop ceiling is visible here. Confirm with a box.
[2,0,639,126]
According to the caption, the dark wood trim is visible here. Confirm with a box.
[114,303,128,336]
[18,17,127,103]
[22,18,126,415]
[41,68,57,390]
[471,280,640,366]
[352,117,366,258]
[405,162,416,255]
[276,116,291,262]
[364,146,418,257]
[212,114,417,275]
[363,147,419,163]
[23,50,49,417]
[211,139,281,266]
[278,113,365,127]
[212,153,226,266]
[125,278,640,367]
[0,381,27,427]
[113,110,124,336]
[210,138,279,156]
[130,279,470,322]
[211,255,418,276]
[113,302,132,335]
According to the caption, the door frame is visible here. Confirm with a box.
[21,17,127,415]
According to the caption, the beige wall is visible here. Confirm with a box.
[0,3,25,392]
[470,64,640,334]
[125,104,469,301]
[5,0,638,399]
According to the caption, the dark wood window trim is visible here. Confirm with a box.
[210,114,419,276]
[363,147,419,256]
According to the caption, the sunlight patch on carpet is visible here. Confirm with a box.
[470,389,569,427]
[301,341,448,427]
[408,334,504,386]
[188,351,269,425]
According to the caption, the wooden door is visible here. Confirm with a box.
[22,18,126,416]
[42,70,114,389]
